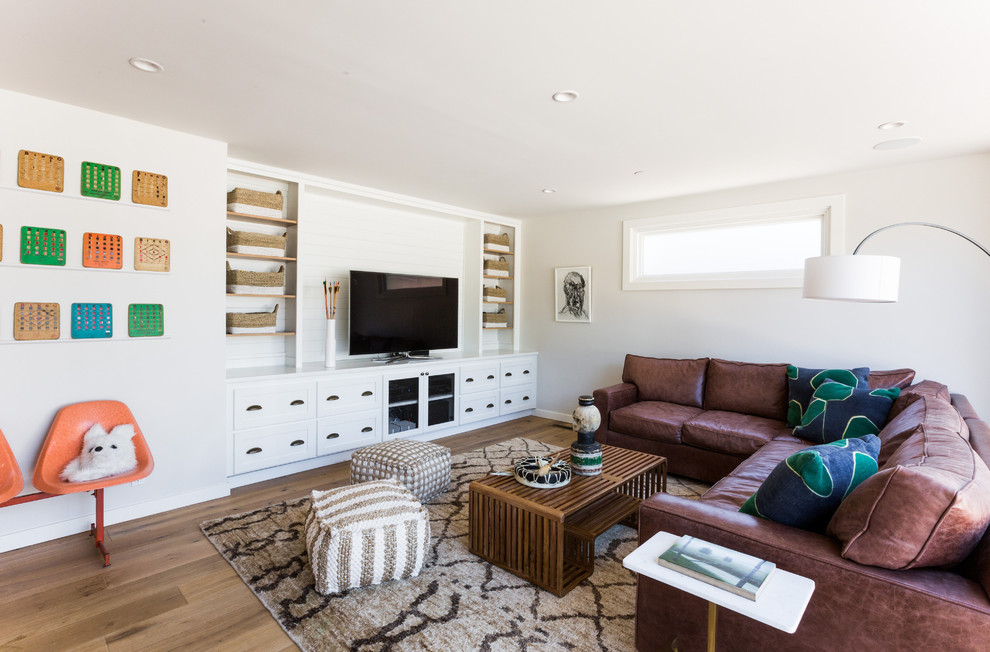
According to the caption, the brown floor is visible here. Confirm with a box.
[0,416,580,651]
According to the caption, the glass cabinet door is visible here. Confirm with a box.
[387,376,420,434]
[427,372,456,427]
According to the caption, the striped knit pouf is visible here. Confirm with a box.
[305,478,431,595]
[349,439,451,502]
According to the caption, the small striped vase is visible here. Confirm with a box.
[570,395,603,476]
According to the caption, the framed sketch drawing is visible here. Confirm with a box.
[555,266,592,322]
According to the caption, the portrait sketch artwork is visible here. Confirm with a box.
[555,266,591,322]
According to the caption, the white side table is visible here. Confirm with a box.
[623,531,815,652]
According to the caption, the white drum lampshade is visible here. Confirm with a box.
[803,255,901,303]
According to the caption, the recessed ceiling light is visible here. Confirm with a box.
[633,170,645,176]
[877,120,907,130]
[541,188,557,194]
[873,137,922,150]
[551,90,579,103]
[128,57,164,73]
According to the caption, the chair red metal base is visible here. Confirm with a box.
[1,487,112,566]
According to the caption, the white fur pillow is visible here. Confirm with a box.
[60,423,138,482]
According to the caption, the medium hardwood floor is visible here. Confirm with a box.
[0,416,575,651]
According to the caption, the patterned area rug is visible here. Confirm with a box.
[201,438,706,651]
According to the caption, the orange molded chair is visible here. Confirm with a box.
[33,400,154,566]
[0,429,24,504]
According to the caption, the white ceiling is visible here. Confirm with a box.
[4,1,990,218]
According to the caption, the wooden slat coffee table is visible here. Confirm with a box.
[468,445,666,596]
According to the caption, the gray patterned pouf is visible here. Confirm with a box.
[349,439,451,502]
[305,478,430,595]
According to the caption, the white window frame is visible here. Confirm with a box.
[622,195,845,291]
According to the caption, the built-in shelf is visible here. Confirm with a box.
[227,293,295,298]
[483,275,514,280]
[483,327,514,330]
[226,252,296,262]
[226,332,296,338]
[226,210,297,225]
[483,301,513,305]
[483,249,514,255]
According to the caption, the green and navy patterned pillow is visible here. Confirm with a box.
[740,435,880,532]
[793,381,900,444]
[786,365,870,426]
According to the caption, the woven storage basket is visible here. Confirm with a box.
[226,305,278,333]
[483,257,510,275]
[227,188,284,219]
[483,233,511,250]
[226,227,287,256]
[226,262,285,294]
[483,308,508,324]
[483,285,507,300]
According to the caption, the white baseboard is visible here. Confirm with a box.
[534,409,571,423]
[0,483,230,554]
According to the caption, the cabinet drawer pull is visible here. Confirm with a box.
[523,396,530,401]
[290,399,305,406]
[465,407,474,413]
[246,405,263,412]
[290,439,305,447]
[487,403,494,409]
[466,377,474,382]
[487,375,495,380]
[361,426,373,433]
[523,370,531,375]
[505,372,512,377]
[326,395,340,401]
[246,447,263,455]
[361,391,373,397]
[326,432,340,439]
[505,399,512,404]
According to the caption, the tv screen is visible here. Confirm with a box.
[349,270,459,356]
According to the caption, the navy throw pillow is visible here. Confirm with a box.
[786,365,870,426]
[793,381,900,444]
[740,435,880,532]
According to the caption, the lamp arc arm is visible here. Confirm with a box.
[852,222,990,258]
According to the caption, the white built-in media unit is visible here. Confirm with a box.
[224,160,535,485]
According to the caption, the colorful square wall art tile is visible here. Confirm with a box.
[71,303,112,339]
[14,302,60,340]
[132,170,168,207]
[81,161,122,200]
[20,226,66,266]
[128,303,164,337]
[134,237,170,272]
[82,232,123,269]
[18,150,64,192]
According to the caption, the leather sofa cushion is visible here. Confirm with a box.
[877,395,966,467]
[621,355,708,407]
[829,421,990,569]
[889,380,951,418]
[703,358,788,421]
[682,410,790,457]
[699,439,810,510]
[608,401,703,444]
[869,368,916,390]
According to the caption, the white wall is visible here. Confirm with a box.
[523,153,990,419]
[0,89,228,551]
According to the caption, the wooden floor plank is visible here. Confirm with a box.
[0,416,574,650]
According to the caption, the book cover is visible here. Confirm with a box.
[657,535,776,601]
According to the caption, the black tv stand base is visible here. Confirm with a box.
[374,352,442,364]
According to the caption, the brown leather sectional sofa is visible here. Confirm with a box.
[594,355,990,651]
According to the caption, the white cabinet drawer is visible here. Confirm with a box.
[317,412,381,456]
[459,363,500,394]
[233,383,317,429]
[500,358,536,388]
[460,390,500,424]
[317,376,381,417]
[500,386,536,415]
[232,422,316,475]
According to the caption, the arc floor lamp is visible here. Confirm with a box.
[803,222,990,302]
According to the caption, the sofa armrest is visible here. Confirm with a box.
[634,494,990,651]
[593,382,638,444]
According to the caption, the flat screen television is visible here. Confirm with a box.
[349,270,459,356]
